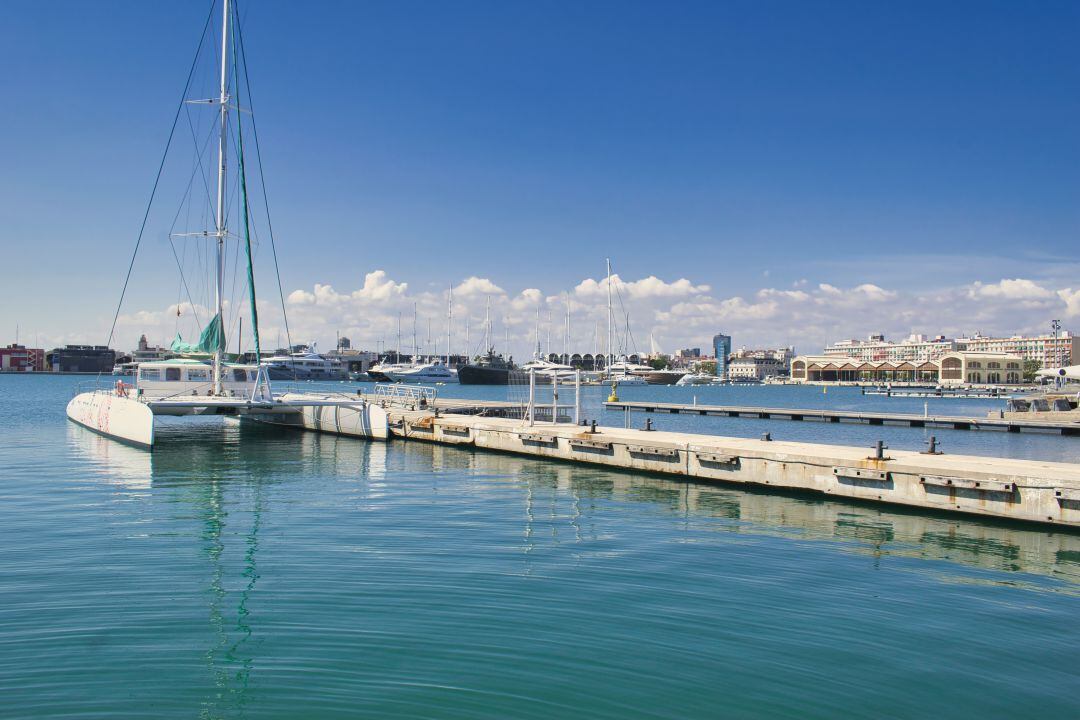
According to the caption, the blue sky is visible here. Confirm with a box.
[2,1,1079,356]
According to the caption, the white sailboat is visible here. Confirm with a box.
[66,0,387,448]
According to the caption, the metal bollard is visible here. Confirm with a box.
[872,440,888,460]
[922,435,943,455]
[762,432,772,442]
[644,418,654,432]
[590,419,598,434]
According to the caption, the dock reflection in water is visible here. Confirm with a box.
[396,439,1080,588]
[52,419,1080,718]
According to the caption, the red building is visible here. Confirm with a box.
[0,344,45,372]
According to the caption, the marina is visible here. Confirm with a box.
[5,0,1080,717]
[5,373,1079,718]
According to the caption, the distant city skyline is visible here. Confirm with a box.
[12,270,1080,362]
[2,1,1078,357]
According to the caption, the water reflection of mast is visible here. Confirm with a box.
[201,478,229,709]
[523,478,535,575]
[226,479,263,707]
[194,462,264,717]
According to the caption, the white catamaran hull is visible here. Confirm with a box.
[68,390,390,448]
[248,392,390,440]
[67,392,155,448]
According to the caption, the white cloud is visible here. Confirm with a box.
[573,274,709,300]
[455,276,505,297]
[970,278,1054,300]
[106,270,1080,357]
[1058,288,1080,318]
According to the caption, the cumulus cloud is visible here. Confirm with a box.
[969,278,1054,300]
[574,274,709,300]
[456,276,505,297]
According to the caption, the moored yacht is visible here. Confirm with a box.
[520,358,578,383]
[676,372,715,386]
[386,361,458,384]
[636,369,688,385]
[457,350,517,385]
[65,0,388,448]
[262,349,345,381]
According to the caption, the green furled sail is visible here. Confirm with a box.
[232,15,261,364]
[171,313,225,355]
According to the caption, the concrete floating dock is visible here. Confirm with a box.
[378,408,1080,528]
[604,400,1080,435]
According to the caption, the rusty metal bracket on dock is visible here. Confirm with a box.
[518,432,558,445]
[627,445,680,459]
[695,451,739,465]
[833,467,889,482]
[1054,488,1080,503]
[919,475,1016,493]
[569,438,613,451]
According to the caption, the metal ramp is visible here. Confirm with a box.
[372,383,438,409]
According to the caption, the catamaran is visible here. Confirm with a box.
[66,0,387,448]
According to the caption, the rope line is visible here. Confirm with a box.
[105,0,218,349]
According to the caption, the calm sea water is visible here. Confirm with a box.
[2,374,1079,719]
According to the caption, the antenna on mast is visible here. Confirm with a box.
[446,283,453,366]
[606,258,613,374]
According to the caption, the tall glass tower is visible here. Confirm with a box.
[713,333,731,378]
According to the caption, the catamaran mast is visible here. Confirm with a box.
[212,0,230,395]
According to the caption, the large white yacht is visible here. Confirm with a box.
[262,349,345,381]
[520,358,578,382]
[608,372,648,386]
[385,361,458,384]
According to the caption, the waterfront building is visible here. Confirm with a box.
[824,334,957,362]
[712,334,732,378]
[956,332,1078,369]
[938,351,1023,385]
[728,348,794,380]
[824,331,1078,368]
[790,351,1022,385]
[47,345,116,373]
[132,334,172,363]
[0,344,45,372]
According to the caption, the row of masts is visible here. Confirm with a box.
[376,258,635,364]
[191,3,633,384]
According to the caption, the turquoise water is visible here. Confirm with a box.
[2,375,1079,719]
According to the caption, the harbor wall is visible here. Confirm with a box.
[393,414,1080,528]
